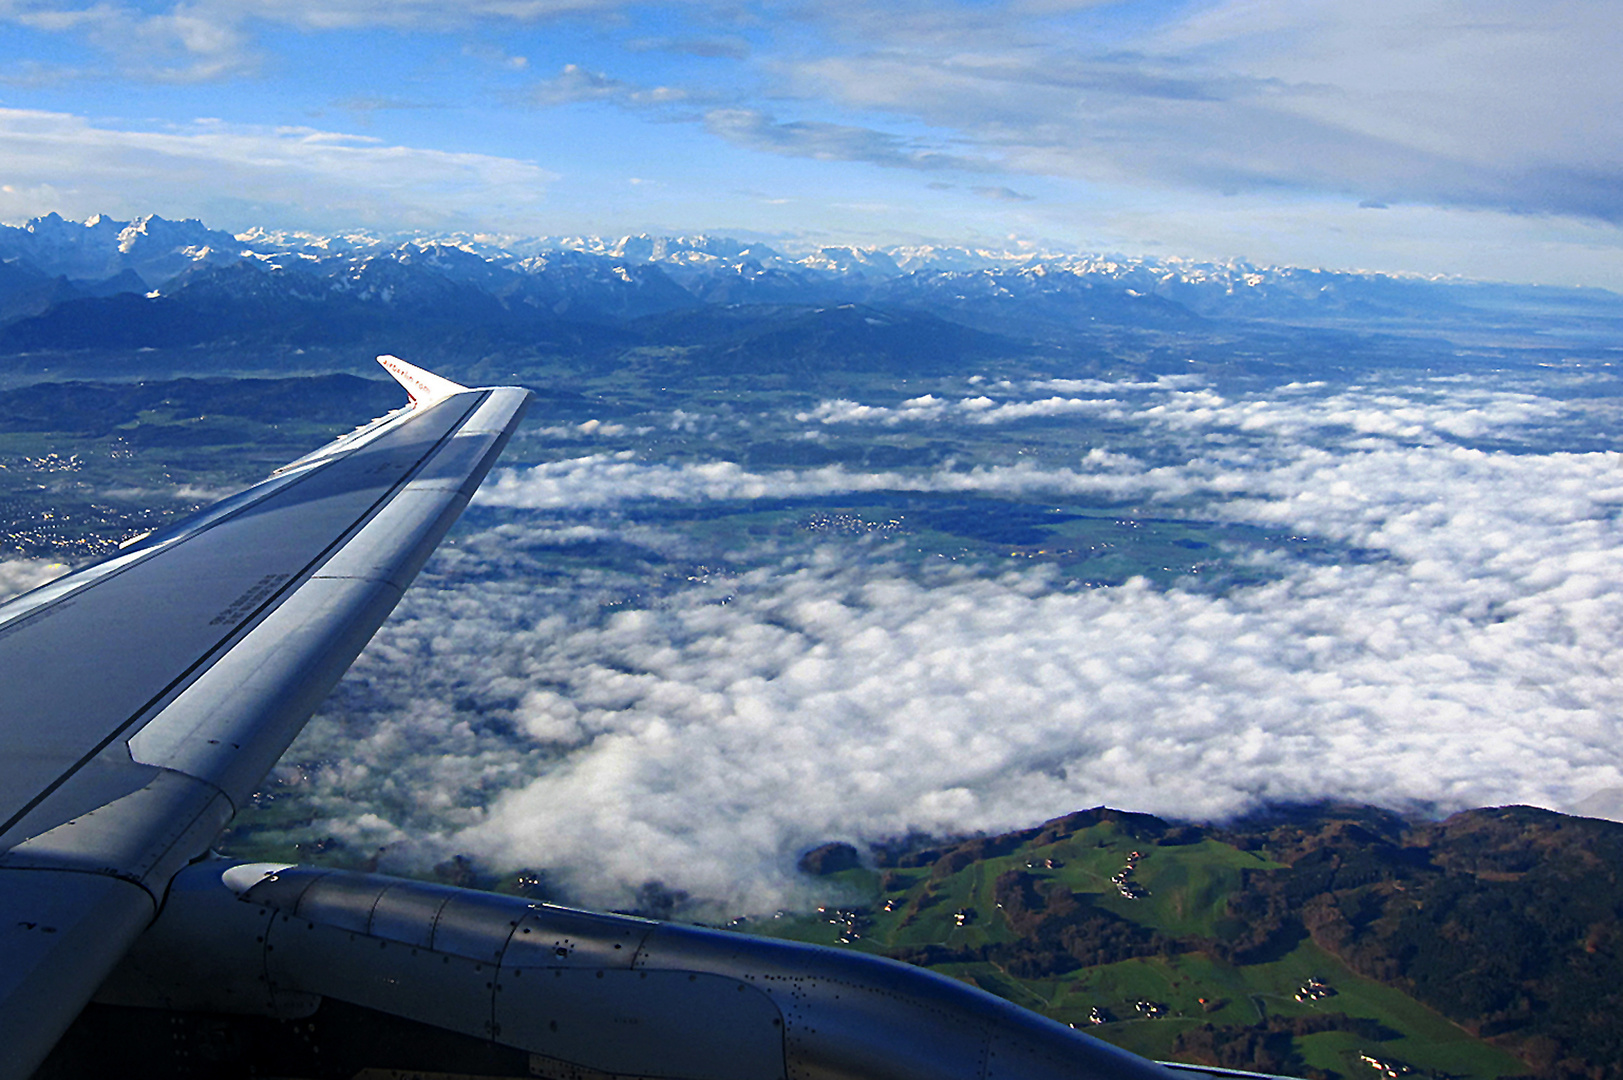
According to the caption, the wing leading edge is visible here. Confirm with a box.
[0,357,531,1079]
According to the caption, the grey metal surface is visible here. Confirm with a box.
[494,968,787,1080]
[1157,1066,1308,1080]
[0,869,154,1078]
[0,769,231,884]
[0,369,532,1080]
[123,574,411,798]
[0,390,480,847]
[93,861,309,1020]
[632,919,1173,1080]
[269,913,505,1041]
[108,861,1178,1080]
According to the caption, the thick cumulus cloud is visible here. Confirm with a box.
[1132,379,1567,444]
[273,373,1623,916]
[805,375,1568,444]
[792,381,1561,439]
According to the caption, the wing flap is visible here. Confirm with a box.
[125,574,409,798]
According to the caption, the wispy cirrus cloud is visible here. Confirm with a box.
[524,63,998,176]
[462,41,529,70]
[972,185,1034,202]
[529,63,692,108]
[0,107,557,230]
[626,34,749,61]
[701,108,997,173]
[0,0,631,82]
[782,0,1623,222]
[10,1,255,81]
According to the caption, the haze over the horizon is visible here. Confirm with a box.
[0,1,1619,289]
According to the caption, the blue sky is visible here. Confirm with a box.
[0,0,1620,287]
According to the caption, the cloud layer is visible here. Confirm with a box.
[262,371,1623,916]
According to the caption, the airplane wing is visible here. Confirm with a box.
[2,359,1184,1080]
[0,356,531,1078]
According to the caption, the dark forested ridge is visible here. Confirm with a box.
[1240,806,1623,1078]
[781,805,1623,1079]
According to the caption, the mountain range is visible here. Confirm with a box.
[3,213,1619,365]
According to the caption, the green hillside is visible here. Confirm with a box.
[754,806,1623,1080]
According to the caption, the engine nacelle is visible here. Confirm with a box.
[95,860,1177,1080]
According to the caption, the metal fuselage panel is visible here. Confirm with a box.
[97,862,1178,1080]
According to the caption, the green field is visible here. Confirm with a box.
[754,817,1530,1080]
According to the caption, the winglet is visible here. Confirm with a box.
[377,354,470,407]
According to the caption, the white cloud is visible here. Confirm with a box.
[13,2,254,81]
[972,185,1034,202]
[784,1,1623,222]
[526,418,633,439]
[701,108,998,174]
[530,63,692,108]
[478,377,1568,517]
[236,0,632,28]
[797,374,1568,446]
[1155,0,1622,175]
[1134,380,1567,444]
[0,0,636,86]
[0,558,68,604]
[795,394,1125,426]
[171,482,244,502]
[270,375,1623,917]
[462,42,528,70]
[0,108,558,230]
[474,452,1181,509]
[453,476,1623,906]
